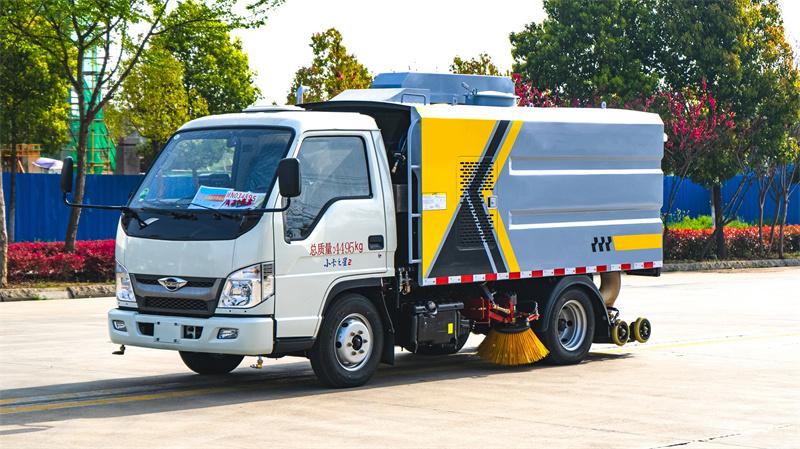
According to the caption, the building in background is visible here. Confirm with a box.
[1,144,41,173]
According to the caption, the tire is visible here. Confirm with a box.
[536,287,595,365]
[631,317,651,343]
[179,351,243,375]
[309,293,384,388]
[412,332,469,355]
[611,320,629,346]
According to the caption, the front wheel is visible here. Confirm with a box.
[179,351,243,375]
[309,293,384,388]
[536,287,595,365]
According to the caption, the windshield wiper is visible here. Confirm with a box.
[188,203,241,221]
[125,209,149,229]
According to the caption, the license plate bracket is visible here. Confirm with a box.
[153,321,181,344]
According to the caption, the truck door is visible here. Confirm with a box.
[273,132,389,338]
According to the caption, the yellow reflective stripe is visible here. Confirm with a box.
[613,233,662,251]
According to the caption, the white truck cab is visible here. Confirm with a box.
[106,110,397,379]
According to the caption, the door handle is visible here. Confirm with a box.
[368,235,384,250]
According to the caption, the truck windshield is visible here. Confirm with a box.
[131,128,294,211]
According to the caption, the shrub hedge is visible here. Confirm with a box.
[7,239,115,284]
[664,225,800,261]
[4,227,800,284]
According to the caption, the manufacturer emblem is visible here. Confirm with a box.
[158,277,188,292]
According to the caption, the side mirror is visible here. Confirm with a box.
[277,158,301,198]
[60,157,74,194]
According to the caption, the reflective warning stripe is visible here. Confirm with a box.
[613,234,662,251]
[422,261,662,286]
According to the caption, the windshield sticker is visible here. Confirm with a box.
[189,186,231,209]
[190,187,265,209]
[138,188,149,201]
[221,190,265,209]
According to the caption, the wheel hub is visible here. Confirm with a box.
[557,299,587,350]
[334,314,372,371]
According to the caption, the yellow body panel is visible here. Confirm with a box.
[613,234,663,251]
[420,117,497,276]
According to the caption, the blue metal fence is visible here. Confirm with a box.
[662,175,800,225]
[2,173,143,242]
[2,173,798,242]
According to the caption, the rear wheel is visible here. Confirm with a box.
[309,293,384,388]
[536,287,595,365]
[179,352,243,375]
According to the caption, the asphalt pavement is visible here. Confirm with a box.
[1,267,798,448]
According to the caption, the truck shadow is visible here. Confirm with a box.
[0,349,632,430]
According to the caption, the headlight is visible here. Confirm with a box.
[115,261,136,306]
[218,263,274,309]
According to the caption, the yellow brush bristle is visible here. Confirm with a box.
[476,328,549,365]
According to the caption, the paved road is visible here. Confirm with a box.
[1,268,798,448]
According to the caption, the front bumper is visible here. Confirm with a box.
[108,309,274,356]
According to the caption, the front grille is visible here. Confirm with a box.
[137,278,215,289]
[144,296,208,311]
[134,275,219,317]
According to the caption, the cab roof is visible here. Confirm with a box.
[178,110,379,134]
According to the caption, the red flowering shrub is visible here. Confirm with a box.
[664,229,714,261]
[7,239,115,284]
[664,225,800,261]
[75,239,116,281]
[774,225,800,253]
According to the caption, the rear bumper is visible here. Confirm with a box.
[108,309,274,355]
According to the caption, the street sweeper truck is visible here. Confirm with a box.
[60,72,663,388]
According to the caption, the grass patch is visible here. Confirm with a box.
[668,214,755,230]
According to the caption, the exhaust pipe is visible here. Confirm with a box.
[599,271,621,308]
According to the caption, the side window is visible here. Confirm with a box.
[284,136,370,240]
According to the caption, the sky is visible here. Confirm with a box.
[233,0,800,106]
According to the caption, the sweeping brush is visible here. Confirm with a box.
[476,322,549,365]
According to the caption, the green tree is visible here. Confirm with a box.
[767,118,800,258]
[287,28,372,104]
[661,0,800,259]
[1,0,280,252]
[510,0,661,103]
[450,52,505,76]
[110,45,209,164]
[156,0,261,115]
[0,33,70,246]
[658,82,736,242]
